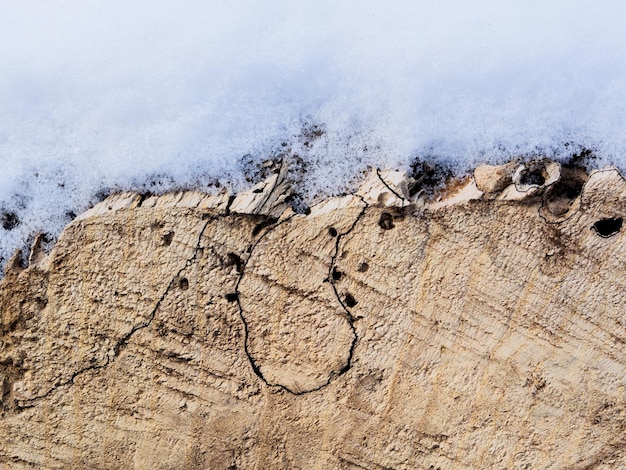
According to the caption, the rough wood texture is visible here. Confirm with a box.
[2,161,626,469]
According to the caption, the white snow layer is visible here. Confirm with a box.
[1,1,626,266]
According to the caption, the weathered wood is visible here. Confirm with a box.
[2,162,626,469]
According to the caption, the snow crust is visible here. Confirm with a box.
[1,1,626,265]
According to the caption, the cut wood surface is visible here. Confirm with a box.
[2,160,626,469]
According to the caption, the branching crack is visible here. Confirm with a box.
[327,195,369,377]
[15,170,369,404]
[233,195,368,396]
[17,215,214,407]
[232,214,292,391]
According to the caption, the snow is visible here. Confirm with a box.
[1,1,626,266]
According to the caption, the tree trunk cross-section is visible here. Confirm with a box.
[2,163,626,469]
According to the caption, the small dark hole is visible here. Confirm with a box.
[252,188,263,194]
[357,262,369,272]
[592,217,623,238]
[225,292,239,302]
[1,211,19,230]
[519,169,545,186]
[344,293,357,308]
[379,212,394,230]
[226,252,243,273]
[332,268,342,281]
[179,278,189,290]
[163,231,174,246]
[328,227,338,237]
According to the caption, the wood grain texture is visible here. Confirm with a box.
[2,162,626,469]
